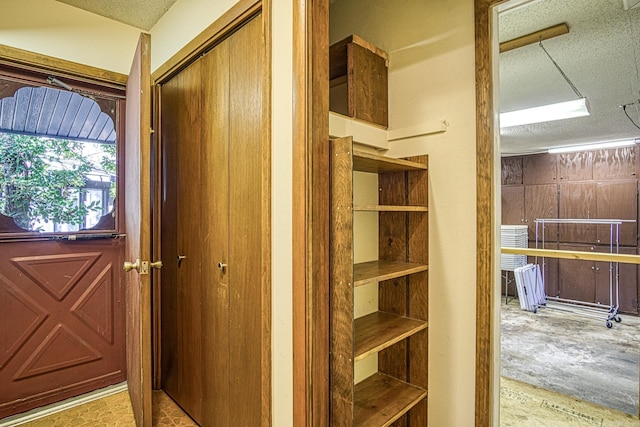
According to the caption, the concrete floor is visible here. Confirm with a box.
[501,298,640,416]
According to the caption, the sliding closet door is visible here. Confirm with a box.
[160,59,204,423]
[200,16,264,426]
[201,37,231,426]
[160,14,264,426]
[227,16,264,426]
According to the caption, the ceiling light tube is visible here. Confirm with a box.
[548,139,638,154]
[500,97,590,128]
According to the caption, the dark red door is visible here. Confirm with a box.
[0,240,126,418]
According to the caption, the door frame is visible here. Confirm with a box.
[150,0,272,424]
[294,0,502,425]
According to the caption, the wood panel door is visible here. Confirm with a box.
[595,246,638,314]
[0,240,125,419]
[159,54,204,423]
[160,15,265,426]
[501,157,523,185]
[501,185,524,226]
[124,33,153,427]
[558,182,596,243]
[595,180,637,247]
[226,18,264,425]
[523,153,557,185]
[201,37,231,426]
[558,243,597,303]
[524,184,558,241]
[593,146,638,180]
[558,151,593,181]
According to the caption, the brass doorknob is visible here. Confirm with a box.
[124,260,140,272]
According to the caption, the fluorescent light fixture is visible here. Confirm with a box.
[500,98,590,128]
[548,139,637,154]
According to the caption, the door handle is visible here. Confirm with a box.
[124,259,140,272]
[124,259,161,274]
[218,262,227,273]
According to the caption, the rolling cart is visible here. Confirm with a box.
[535,218,633,328]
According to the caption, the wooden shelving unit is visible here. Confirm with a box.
[330,136,429,426]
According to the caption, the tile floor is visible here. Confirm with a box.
[5,378,639,426]
[12,390,196,427]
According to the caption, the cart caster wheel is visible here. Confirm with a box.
[614,316,622,323]
[606,321,613,328]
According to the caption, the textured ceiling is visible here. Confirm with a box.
[55,0,177,31]
[499,0,640,155]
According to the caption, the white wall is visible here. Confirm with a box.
[330,0,478,425]
[0,0,141,74]
[268,0,294,425]
[149,0,239,72]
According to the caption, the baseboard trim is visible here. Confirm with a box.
[0,382,128,426]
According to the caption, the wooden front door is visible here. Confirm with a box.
[0,240,126,419]
[124,33,153,427]
[159,15,266,426]
[0,51,128,419]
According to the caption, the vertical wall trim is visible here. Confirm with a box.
[293,0,330,425]
[475,0,503,426]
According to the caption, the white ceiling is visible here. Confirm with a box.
[55,0,176,31]
[499,0,640,155]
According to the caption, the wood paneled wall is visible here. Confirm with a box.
[501,146,640,314]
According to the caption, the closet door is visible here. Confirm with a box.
[199,16,264,426]
[201,36,231,426]
[160,15,264,426]
[226,16,264,426]
[160,58,204,423]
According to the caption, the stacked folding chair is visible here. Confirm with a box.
[514,263,546,313]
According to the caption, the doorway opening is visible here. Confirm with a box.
[497,0,640,421]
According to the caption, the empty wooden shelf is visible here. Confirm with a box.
[354,373,427,427]
[353,204,428,212]
[354,260,428,287]
[354,311,428,361]
[330,136,429,425]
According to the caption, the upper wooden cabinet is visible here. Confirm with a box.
[330,136,429,426]
[525,184,558,240]
[558,182,597,243]
[501,157,523,185]
[593,146,638,180]
[595,180,638,246]
[558,151,593,181]
[523,153,557,185]
[329,35,389,128]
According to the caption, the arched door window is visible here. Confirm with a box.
[0,78,122,234]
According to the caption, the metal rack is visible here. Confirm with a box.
[535,218,634,328]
